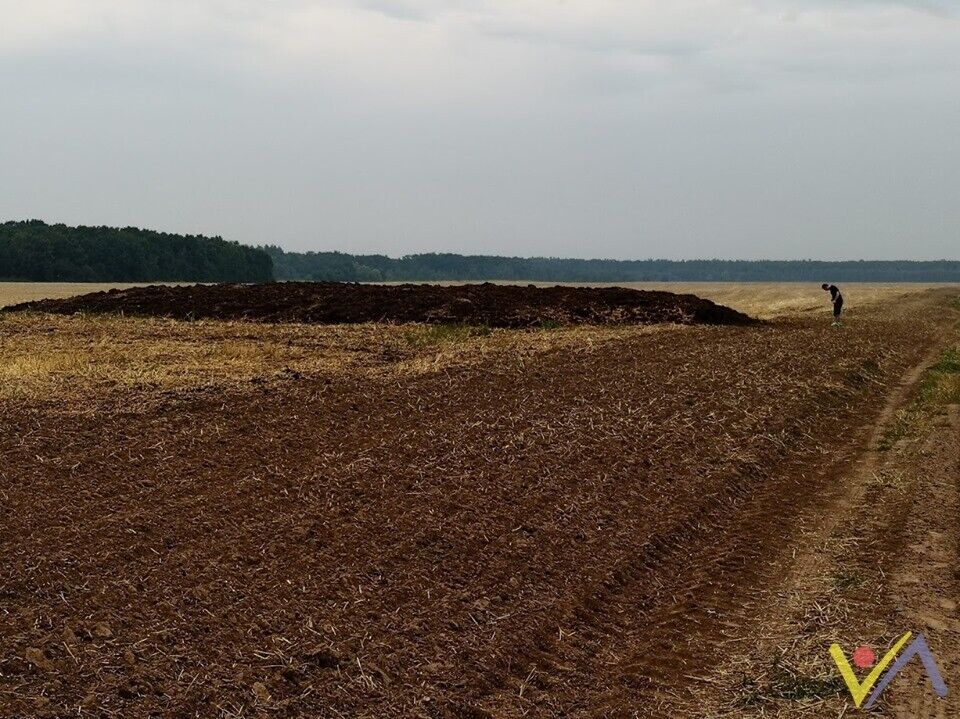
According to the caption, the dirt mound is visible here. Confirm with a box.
[7,281,755,327]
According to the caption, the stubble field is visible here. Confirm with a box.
[0,283,186,307]
[0,282,958,718]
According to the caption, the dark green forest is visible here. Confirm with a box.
[0,221,273,282]
[263,246,960,283]
[2,220,959,283]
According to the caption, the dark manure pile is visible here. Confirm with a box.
[7,282,757,327]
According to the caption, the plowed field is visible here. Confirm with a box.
[1,285,957,718]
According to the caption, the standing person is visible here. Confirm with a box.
[822,283,844,325]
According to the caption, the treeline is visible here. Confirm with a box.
[0,220,273,282]
[3,221,958,283]
[263,247,960,283]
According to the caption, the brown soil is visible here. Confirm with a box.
[5,282,755,327]
[0,289,955,719]
[683,330,960,718]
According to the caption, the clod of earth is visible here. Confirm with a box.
[92,622,113,639]
[252,682,271,703]
[24,648,53,672]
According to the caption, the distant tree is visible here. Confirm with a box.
[0,221,274,282]
[259,245,960,283]
[5,222,956,284]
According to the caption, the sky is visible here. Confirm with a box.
[0,1,958,260]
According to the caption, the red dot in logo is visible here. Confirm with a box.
[853,645,876,669]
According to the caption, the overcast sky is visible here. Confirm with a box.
[1,1,958,259]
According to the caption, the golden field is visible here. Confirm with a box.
[0,306,657,402]
[0,282,171,307]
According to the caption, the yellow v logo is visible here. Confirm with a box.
[829,632,912,707]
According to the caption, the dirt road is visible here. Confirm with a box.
[656,294,960,718]
[0,288,956,718]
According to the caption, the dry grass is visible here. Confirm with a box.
[620,282,957,318]
[0,282,183,307]
[0,312,673,401]
[878,341,960,449]
[0,313,396,400]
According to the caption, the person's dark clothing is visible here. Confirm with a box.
[827,285,843,317]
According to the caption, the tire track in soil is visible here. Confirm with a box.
[678,321,960,718]
[467,294,958,718]
[882,403,960,718]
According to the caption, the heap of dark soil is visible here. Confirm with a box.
[7,282,756,327]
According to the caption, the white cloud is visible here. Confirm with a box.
[2,1,956,94]
[0,1,958,258]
